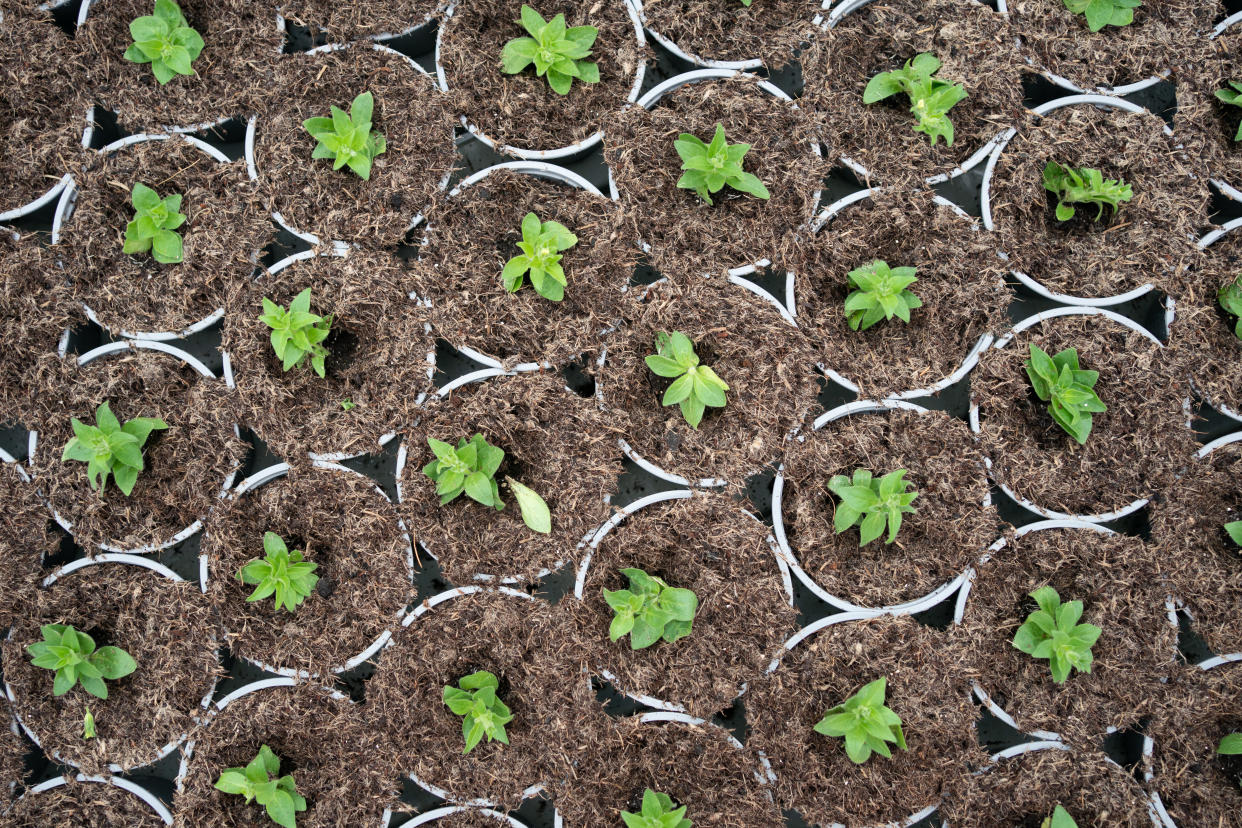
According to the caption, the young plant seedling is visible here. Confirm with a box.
[603,568,698,650]
[260,288,333,378]
[1218,732,1242,785]
[83,708,96,740]
[827,469,919,546]
[1219,276,1242,340]
[26,624,137,700]
[1012,586,1102,683]
[62,401,168,496]
[645,331,729,429]
[422,436,551,533]
[340,399,356,411]
[674,123,770,206]
[442,670,513,754]
[122,182,186,264]
[813,677,907,764]
[1216,82,1242,141]
[621,789,692,828]
[1062,0,1141,32]
[303,91,387,181]
[501,211,578,302]
[1024,343,1107,445]
[122,0,204,85]
[863,53,967,146]
[1042,162,1133,223]
[214,744,307,828]
[844,260,922,331]
[236,532,320,613]
[1042,805,1078,828]
[1227,520,1242,548]
[500,5,599,95]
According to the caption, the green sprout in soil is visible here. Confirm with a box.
[1062,0,1141,32]
[1219,276,1242,340]
[1227,520,1242,548]
[83,708,96,740]
[844,260,922,331]
[423,435,551,533]
[443,670,513,754]
[675,123,770,206]
[621,789,692,828]
[501,5,599,95]
[214,744,307,828]
[62,401,168,496]
[1024,343,1107,445]
[122,182,186,264]
[828,469,919,546]
[603,567,698,650]
[236,532,320,614]
[1216,82,1242,141]
[645,331,729,429]
[1042,805,1078,828]
[26,624,137,700]
[260,288,332,378]
[813,677,907,765]
[863,53,967,147]
[1012,586,1102,684]
[340,399,355,411]
[123,0,204,85]
[303,91,387,181]
[1042,162,1133,223]
[501,211,578,302]
[1218,732,1242,782]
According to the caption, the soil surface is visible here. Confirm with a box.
[6,776,167,827]
[0,707,24,805]
[277,0,442,41]
[0,462,50,630]
[637,0,815,68]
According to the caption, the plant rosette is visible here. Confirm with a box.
[798,189,1006,398]
[52,134,270,340]
[435,0,645,158]
[245,43,456,246]
[982,98,1204,303]
[632,0,818,70]
[75,0,281,132]
[222,247,433,462]
[747,613,983,827]
[953,522,1177,745]
[806,0,1023,186]
[27,341,244,554]
[569,490,797,717]
[411,164,632,366]
[396,372,620,584]
[276,0,443,42]
[7,773,173,826]
[970,309,1190,521]
[605,71,828,281]
[776,404,996,614]
[200,462,414,678]
[1,556,219,777]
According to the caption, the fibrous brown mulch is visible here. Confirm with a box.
[277,0,442,42]
[7,776,167,827]
[636,0,814,69]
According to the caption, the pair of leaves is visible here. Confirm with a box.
[844,260,922,331]
[236,532,320,613]
[1042,161,1133,222]
[1024,344,1107,445]
[442,670,514,754]
[862,53,967,147]
[260,288,333,378]
[423,436,551,533]
[1042,806,1079,828]
[645,331,729,429]
[501,211,578,302]
[813,677,907,765]
[500,5,600,95]
[828,469,919,546]
[122,182,186,263]
[674,123,770,206]
[122,0,204,85]
[214,745,307,828]
[303,91,388,181]
[1012,586,1103,684]
[62,401,168,496]
[603,567,698,650]
[1216,81,1242,141]
[26,624,138,700]
[1219,276,1242,340]
[621,789,692,828]
[1062,0,1142,32]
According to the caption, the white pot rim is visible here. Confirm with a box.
[629,0,763,70]
[18,774,173,824]
[0,173,72,223]
[387,805,532,827]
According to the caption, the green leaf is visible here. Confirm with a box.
[507,477,550,534]
[1219,733,1242,755]
[91,646,137,680]
[1227,521,1242,547]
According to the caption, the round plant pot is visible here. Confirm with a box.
[1178,12,1242,201]
[630,0,815,71]
[6,773,173,825]
[385,805,542,828]
[277,0,443,42]
[200,460,415,679]
[435,0,646,160]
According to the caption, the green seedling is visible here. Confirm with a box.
[1012,586,1102,684]
[1219,732,1242,756]
[827,469,919,546]
[83,708,96,740]
[340,399,355,411]
[260,288,332,378]
[863,53,967,146]
[501,211,578,302]
[844,260,922,331]
[122,0,204,85]
[303,91,387,181]
[645,331,729,429]
[1227,520,1242,548]
[603,568,698,650]
[236,532,320,613]
[621,789,692,828]
[122,182,186,264]
[813,677,906,764]
[1042,806,1078,828]
[1042,162,1133,223]
[674,123,770,206]
[1062,0,1141,32]
[501,5,599,95]
[423,435,551,533]
[1024,343,1107,445]
[1216,82,1242,141]
[1219,276,1242,340]
[62,401,168,496]
[442,670,513,754]
[214,745,307,828]
[26,624,137,700]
